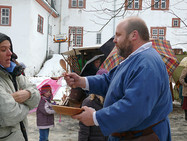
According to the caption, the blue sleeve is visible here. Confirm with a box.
[87,68,116,97]
[95,60,172,135]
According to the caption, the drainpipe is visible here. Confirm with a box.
[46,11,53,60]
[40,0,59,59]
[58,0,62,54]
[113,0,116,35]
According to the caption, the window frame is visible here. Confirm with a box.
[161,0,166,9]
[0,5,12,26]
[151,0,169,10]
[69,26,83,47]
[69,0,86,9]
[78,0,84,7]
[37,14,44,34]
[150,27,166,40]
[96,33,101,44]
[125,0,142,10]
[172,18,180,28]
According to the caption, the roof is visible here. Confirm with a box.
[61,45,101,56]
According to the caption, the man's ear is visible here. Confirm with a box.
[129,30,138,41]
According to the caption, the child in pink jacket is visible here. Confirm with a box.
[36,84,55,141]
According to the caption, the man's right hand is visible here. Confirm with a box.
[63,72,86,89]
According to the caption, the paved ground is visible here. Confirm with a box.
[169,102,187,141]
[27,102,187,141]
[28,113,79,141]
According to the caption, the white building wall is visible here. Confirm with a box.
[48,16,60,54]
[0,0,35,74]
[165,1,187,50]
[117,0,187,50]
[47,0,61,55]
[60,0,187,53]
[83,1,114,46]
[27,0,48,76]
[0,0,31,56]
[60,0,115,53]
[0,0,60,76]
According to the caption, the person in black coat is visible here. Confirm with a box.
[78,94,108,141]
[78,69,108,141]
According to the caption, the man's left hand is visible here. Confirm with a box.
[72,106,95,126]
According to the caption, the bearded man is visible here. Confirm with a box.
[63,17,173,141]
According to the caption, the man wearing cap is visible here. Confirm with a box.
[0,32,40,141]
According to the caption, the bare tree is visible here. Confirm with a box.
[82,0,187,47]
[83,0,187,31]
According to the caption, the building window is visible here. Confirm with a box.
[71,0,77,7]
[37,15,44,34]
[69,26,83,47]
[69,0,86,8]
[151,0,169,10]
[150,27,166,40]
[0,6,11,26]
[96,33,101,44]
[161,0,166,9]
[172,18,180,28]
[125,0,142,10]
[153,0,159,9]
[78,0,83,7]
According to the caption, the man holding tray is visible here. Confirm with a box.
[63,16,172,141]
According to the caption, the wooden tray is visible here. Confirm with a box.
[52,105,83,116]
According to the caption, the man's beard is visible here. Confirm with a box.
[117,39,133,59]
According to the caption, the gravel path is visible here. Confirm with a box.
[27,102,187,141]
[169,103,187,141]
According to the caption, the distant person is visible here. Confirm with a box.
[179,84,183,106]
[19,62,26,76]
[78,94,108,141]
[69,57,102,107]
[63,17,173,141]
[0,32,40,140]
[81,57,101,76]
[78,69,108,141]
[176,80,183,106]
[179,67,187,121]
[37,84,56,141]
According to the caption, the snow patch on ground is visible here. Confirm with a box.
[36,54,65,77]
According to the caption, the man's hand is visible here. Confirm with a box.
[11,90,31,103]
[63,72,86,88]
[72,106,95,126]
